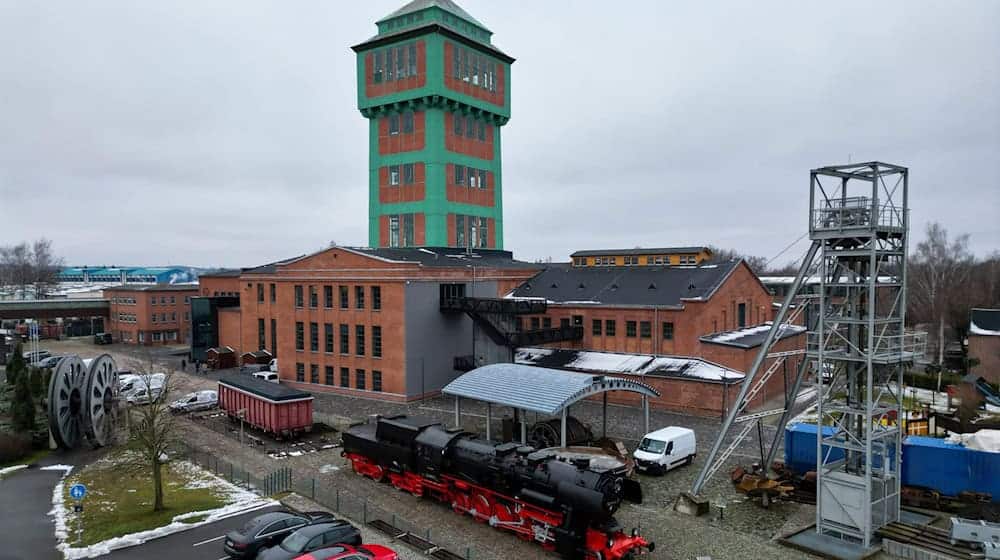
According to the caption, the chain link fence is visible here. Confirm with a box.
[174,441,484,559]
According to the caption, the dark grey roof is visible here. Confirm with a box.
[699,322,807,349]
[971,308,1000,335]
[198,269,241,278]
[104,284,199,292]
[347,247,541,270]
[509,260,740,306]
[442,363,659,415]
[242,256,305,275]
[218,375,313,402]
[571,247,710,257]
[515,347,744,384]
[378,0,488,30]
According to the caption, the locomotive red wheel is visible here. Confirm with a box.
[470,493,492,522]
[452,493,470,515]
[370,465,385,482]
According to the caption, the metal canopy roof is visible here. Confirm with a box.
[442,363,660,416]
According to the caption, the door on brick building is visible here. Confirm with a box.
[738,303,746,328]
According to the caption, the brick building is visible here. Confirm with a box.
[352,0,513,249]
[105,284,198,345]
[570,247,713,267]
[969,308,1000,383]
[207,246,540,401]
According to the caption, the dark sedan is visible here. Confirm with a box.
[258,520,362,560]
[223,510,333,558]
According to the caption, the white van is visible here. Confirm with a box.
[252,371,279,383]
[633,426,696,475]
[121,373,166,401]
[126,382,164,405]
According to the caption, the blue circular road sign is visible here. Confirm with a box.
[69,483,87,500]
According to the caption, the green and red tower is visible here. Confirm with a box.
[353,0,513,249]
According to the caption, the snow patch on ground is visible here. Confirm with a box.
[49,460,275,559]
[0,464,27,477]
[319,464,339,474]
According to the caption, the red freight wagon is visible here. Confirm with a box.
[217,375,313,438]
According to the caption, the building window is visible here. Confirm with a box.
[372,326,382,358]
[662,322,674,340]
[477,121,485,141]
[294,285,304,308]
[640,321,651,338]
[310,364,319,384]
[543,317,552,329]
[389,215,400,247]
[592,319,602,336]
[324,285,333,309]
[402,110,414,133]
[152,332,162,342]
[309,285,318,308]
[309,322,318,352]
[270,283,276,302]
[258,318,266,350]
[530,317,540,330]
[455,165,465,185]
[185,296,190,304]
[325,366,334,385]
[184,311,189,321]
[374,49,383,83]
[257,284,264,303]
[355,286,365,309]
[152,314,157,323]
[151,297,156,306]
[560,317,570,328]
[626,321,638,338]
[389,164,400,185]
[295,363,305,382]
[355,325,365,355]
[339,285,349,309]
[372,371,382,392]
[295,322,304,351]
[606,319,617,336]
[324,323,333,353]
[356,369,366,390]
[339,324,349,354]
[388,114,399,135]
[408,43,416,75]
[572,315,583,327]
[403,163,414,184]
[403,214,414,246]
[371,286,381,310]
[340,367,350,388]
[271,318,277,356]
[456,214,465,247]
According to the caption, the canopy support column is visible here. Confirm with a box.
[454,396,461,428]
[643,395,650,435]
[602,392,608,438]
[486,402,492,441]
[520,409,527,444]
[560,408,568,448]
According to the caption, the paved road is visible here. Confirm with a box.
[102,505,284,560]
[0,467,66,560]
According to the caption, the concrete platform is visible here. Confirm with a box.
[780,512,935,560]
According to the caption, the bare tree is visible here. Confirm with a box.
[909,223,975,364]
[0,238,64,298]
[123,356,176,512]
[707,246,769,275]
[31,239,63,298]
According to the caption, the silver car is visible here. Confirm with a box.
[169,390,218,413]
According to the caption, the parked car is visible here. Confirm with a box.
[258,520,362,560]
[223,511,334,559]
[35,355,64,369]
[293,544,398,560]
[120,373,165,395]
[124,375,166,406]
[253,370,279,383]
[169,390,218,413]
[633,426,697,475]
[94,332,112,345]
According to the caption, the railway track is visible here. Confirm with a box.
[877,522,983,560]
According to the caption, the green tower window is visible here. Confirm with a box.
[403,163,414,184]
[454,165,464,185]
[402,111,414,133]
[374,51,384,83]
[389,165,400,185]
[388,114,399,135]
[408,44,416,75]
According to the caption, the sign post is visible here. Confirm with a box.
[70,483,86,542]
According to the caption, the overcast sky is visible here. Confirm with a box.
[1,1,997,269]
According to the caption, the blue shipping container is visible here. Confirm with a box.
[784,424,1000,502]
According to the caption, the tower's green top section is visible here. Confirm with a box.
[374,0,492,45]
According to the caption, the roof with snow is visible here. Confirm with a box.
[349,247,539,269]
[442,363,660,415]
[508,260,741,306]
[515,347,745,384]
[700,322,807,349]
[970,308,1000,337]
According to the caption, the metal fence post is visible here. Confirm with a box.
[311,478,316,499]
[335,489,340,511]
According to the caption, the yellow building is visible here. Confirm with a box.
[570,247,713,267]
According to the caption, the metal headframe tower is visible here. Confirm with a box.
[809,162,923,547]
[688,162,925,550]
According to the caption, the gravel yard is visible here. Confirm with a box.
[35,339,915,559]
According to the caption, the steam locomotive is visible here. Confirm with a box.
[342,415,654,559]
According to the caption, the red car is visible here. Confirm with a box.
[293,544,398,560]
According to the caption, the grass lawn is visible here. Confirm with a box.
[63,452,229,547]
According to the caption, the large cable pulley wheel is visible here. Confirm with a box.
[84,354,119,447]
[47,356,88,449]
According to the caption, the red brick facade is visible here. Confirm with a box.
[378,111,426,154]
[445,163,494,206]
[379,163,426,203]
[443,41,504,107]
[378,213,427,247]
[364,40,427,98]
[444,112,494,159]
[970,335,1000,384]
[105,285,197,345]
[198,274,240,297]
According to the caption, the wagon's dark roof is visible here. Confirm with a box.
[219,375,313,402]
